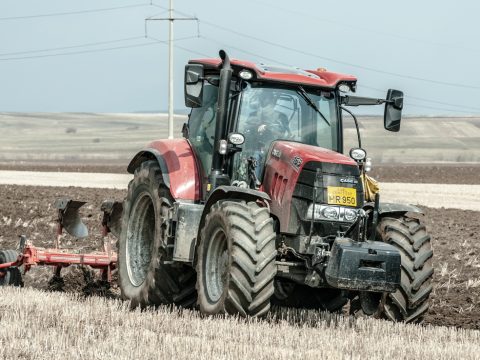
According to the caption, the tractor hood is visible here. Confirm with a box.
[267,141,356,168]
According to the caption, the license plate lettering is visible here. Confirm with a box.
[327,186,357,207]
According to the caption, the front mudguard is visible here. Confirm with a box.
[378,202,423,216]
[192,186,271,265]
[127,139,201,201]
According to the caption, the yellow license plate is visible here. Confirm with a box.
[327,186,357,207]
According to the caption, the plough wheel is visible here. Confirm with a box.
[0,250,23,287]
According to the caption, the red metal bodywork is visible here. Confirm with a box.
[189,58,357,89]
[0,245,117,282]
[0,247,116,270]
[146,139,201,201]
[261,141,357,233]
[0,217,117,282]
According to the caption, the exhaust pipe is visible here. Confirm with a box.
[208,50,233,192]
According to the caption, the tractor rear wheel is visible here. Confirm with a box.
[350,214,433,323]
[118,160,197,308]
[196,201,277,317]
[0,250,23,287]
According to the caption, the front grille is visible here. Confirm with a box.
[293,161,364,207]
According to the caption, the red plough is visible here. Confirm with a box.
[0,198,122,287]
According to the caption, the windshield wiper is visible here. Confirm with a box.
[297,86,330,126]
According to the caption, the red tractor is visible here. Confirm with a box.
[117,50,433,322]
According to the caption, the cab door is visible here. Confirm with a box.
[186,83,219,189]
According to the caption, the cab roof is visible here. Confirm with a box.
[189,58,357,89]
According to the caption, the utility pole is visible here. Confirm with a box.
[145,5,197,139]
[168,0,174,139]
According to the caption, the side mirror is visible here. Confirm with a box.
[184,64,204,108]
[384,89,403,132]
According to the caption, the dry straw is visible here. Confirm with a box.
[0,287,479,360]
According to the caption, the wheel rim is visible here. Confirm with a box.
[126,192,155,287]
[205,228,228,303]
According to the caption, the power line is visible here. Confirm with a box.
[406,103,478,114]
[361,85,480,112]
[172,32,480,113]
[0,36,145,57]
[2,2,470,114]
[248,0,480,53]
[200,21,480,90]
[151,4,480,91]
[168,33,480,113]
[406,96,480,112]
[146,35,209,57]
[198,35,292,67]
[0,35,203,62]
[0,40,158,61]
[0,3,149,21]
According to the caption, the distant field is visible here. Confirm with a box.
[1,287,479,360]
[343,116,480,163]
[0,112,185,164]
[1,112,479,164]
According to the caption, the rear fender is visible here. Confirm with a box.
[192,186,271,265]
[127,139,201,201]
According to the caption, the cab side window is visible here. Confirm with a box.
[188,83,219,177]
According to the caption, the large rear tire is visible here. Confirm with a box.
[118,160,196,308]
[350,214,433,323]
[196,201,277,317]
[0,250,23,287]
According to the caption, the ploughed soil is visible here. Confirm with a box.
[0,162,479,184]
[370,163,480,184]
[0,184,479,329]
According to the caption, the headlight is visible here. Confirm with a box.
[344,208,358,222]
[322,206,339,220]
[349,148,366,161]
[306,204,359,222]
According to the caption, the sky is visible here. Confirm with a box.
[0,0,479,115]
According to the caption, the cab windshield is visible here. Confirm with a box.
[237,84,339,152]
[231,83,338,183]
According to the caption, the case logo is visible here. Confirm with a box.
[271,148,282,158]
[291,155,303,171]
[339,177,358,185]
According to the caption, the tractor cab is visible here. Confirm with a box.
[187,78,340,188]
[184,51,403,199]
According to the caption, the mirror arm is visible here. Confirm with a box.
[341,95,387,107]
[340,106,362,148]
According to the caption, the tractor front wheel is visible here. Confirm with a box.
[350,214,433,323]
[196,201,277,317]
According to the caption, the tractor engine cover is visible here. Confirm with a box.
[325,238,401,292]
